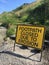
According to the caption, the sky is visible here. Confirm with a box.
[0,0,36,14]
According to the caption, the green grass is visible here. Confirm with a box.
[0,0,49,40]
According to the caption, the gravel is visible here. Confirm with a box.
[0,26,49,65]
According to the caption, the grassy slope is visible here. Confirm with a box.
[0,0,49,39]
[13,0,41,15]
[0,0,44,24]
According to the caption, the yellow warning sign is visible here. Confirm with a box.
[16,24,45,49]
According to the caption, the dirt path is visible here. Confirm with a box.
[0,26,49,65]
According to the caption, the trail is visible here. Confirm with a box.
[0,26,49,65]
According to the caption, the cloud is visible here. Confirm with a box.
[0,0,7,4]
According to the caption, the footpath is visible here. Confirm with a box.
[0,26,49,65]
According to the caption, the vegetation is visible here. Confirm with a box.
[0,0,49,40]
[6,28,15,37]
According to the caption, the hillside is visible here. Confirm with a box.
[0,0,49,24]
[0,0,49,40]
[0,0,43,23]
[13,0,42,16]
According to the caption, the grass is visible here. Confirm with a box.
[0,0,49,40]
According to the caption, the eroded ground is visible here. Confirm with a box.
[0,26,49,65]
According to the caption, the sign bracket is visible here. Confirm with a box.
[13,24,45,61]
[13,42,43,62]
[39,50,42,61]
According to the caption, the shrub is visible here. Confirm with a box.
[6,28,15,37]
[1,22,9,28]
[45,26,49,40]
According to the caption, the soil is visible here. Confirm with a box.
[0,26,49,65]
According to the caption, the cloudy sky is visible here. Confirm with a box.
[0,0,36,13]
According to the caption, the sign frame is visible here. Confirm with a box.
[13,24,45,61]
[15,24,45,50]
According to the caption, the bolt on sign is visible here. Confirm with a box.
[16,24,45,50]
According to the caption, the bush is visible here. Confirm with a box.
[1,22,9,28]
[45,26,49,40]
[6,28,15,37]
